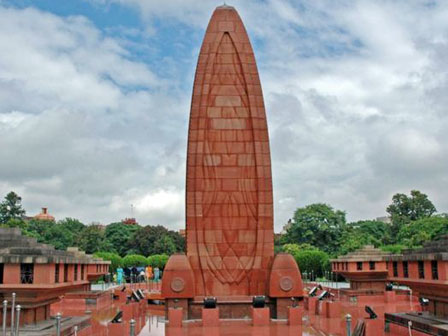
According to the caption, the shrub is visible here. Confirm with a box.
[282,243,317,255]
[380,244,407,254]
[122,254,149,268]
[293,249,330,278]
[94,252,122,272]
[147,254,169,269]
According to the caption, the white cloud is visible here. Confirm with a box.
[0,5,188,227]
[2,0,448,233]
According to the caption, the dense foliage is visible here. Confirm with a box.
[397,215,448,247]
[0,192,26,223]
[94,252,123,272]
[283,243,329,277]
[277,190,445,276]
[0,191,185,269]
[122,254,149,268]
[282,203,346,254]
[1,189,445,277]
[147,254,170,268]
[387,190,437,236]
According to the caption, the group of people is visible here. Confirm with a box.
[114,265,161,284]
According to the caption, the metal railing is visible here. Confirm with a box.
[3,297,140,336]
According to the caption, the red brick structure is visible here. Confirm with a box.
[385,237,448,335]
[163,4,302,320]
[332,240,448,335]
[331,245,391,292]
[386,237,448,317]
[0,228,110,327]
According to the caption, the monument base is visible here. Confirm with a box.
[202,308,220,327]
[252,307,270,326]
[287,306,303,325]
[168,308,183,327]
[165,299,189,320]
[189,296,274,320]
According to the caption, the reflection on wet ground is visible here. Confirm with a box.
[51,286,420,335]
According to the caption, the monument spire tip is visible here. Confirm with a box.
[218,2,233,9]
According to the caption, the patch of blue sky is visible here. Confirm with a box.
[2,0,201,92]
[290,25,363,59]
[3,0,140,31]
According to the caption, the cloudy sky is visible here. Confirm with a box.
[1,0,447,232]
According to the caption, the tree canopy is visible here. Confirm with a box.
[283,203,346,253]
[397,215,448,247]
[2,189,446,277]
[0,191,26,224]
[283,243,329,278]
[105,222,140,256]
[130,225,184,256]
[387,190,436,236]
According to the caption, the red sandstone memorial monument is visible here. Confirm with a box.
[162,5,303,320]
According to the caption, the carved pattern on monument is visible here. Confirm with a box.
[171,277,185,293]
[186,6,274,296]
[279,276,293,292]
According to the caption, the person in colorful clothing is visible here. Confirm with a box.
[116,267,124,285]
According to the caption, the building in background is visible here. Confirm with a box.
[33,207,55,221]
[122,217,138,225]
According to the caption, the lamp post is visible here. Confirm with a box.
[345,314,352,336]
[2,300,7,336]
[14,306,20,336]
[10,293,15,336]
[55,313,61,336]
[129,319,136,336]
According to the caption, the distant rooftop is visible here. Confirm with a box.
[34,207,55,221]
[122,217,138,225]
[332,245,392,262]
[387,235,448,261]
[0,227,109,265]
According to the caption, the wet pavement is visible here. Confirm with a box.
[49,285,421,336]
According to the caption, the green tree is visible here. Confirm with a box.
[2,218,28,230]
[387,190,436,237]
[43,225,74,250]
[33,218,86,250]
[130,225,185,256]
[0,191,26,224]
[27,219,55,242]
[78,225,112,254]
[283,203,346,254]
[339,220,392,254]
[397,216,448,247]
[105,222,140,257]
[59,218,85,234]
[352,220,391,245]
[94,252,122,272]
[153,235,177,255]
[282,243,317,255]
